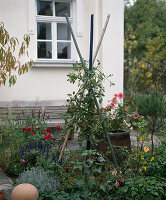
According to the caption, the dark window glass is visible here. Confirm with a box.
[37,23,51,40]
[57,42,71,59]
[38,42,52,58]
[57,23,71,40]
[37,1,53,16]
[55,2,70,17]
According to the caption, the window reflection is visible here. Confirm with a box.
[55,2,70,17]
[38,42,52,59]
[57,42,71,59]
[37,23,52,40]
[57,23,71,40]
[37,1,53,16]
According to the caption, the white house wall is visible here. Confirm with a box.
[0,0,124,106]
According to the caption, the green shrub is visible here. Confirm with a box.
[145,141,166,178]
[16,167,60,194]
[133,88,166,151]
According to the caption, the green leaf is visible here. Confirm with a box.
[99,184,106,192]
[76,179,84,188]
[88,179,96,188]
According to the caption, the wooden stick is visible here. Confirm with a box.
[58,129,70,162]
[92,14,110,65]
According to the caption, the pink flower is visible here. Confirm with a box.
[112,97,118,104]
[109,187,112,190]
[27,127,31,132]
[115,181,120,187]
[127,114,131,117]
[118,92,125,99]
[30,132,34,135]
[128,168,132,172]
[134,113,139,119]
[22,127,26,131]
[43,131,47,135]
[107,103,115,109]
[20,159,25,163]
[35,126,40,130]
[46,128,51,132]
[56,126,61,130]
[120,178,125,182]
[112,170,117,176]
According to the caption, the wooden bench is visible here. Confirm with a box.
[0,100,68,127]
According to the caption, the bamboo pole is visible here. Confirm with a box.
[92,14,110,66]
[58,130,71,162]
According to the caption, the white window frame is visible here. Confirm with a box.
[27,0,82,67]
[36,0,75,62]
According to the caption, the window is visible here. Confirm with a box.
[36,0,73,60]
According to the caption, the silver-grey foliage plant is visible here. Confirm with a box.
[16,167,60,194]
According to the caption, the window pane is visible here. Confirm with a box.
[37,23,51,40]
[57,23,71,40]
[37,1,53,16]
[55,2,70,17]
[38,42,52,58]
[57,42,71,59]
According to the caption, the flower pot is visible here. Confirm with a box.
[94,130,131,162]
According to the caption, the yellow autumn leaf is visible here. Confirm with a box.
[150,157,154,162]
[144,146,149,153]
[143,166,146,172]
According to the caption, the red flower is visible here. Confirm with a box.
[56,125,61,130]
[101,107,105,111]
[107,103,115,109]
[114,94,118,97]
[112,97,118,104]
[44,135,48,140]
[31,132,34,135]
[22,127,26,131]
[47,134,52,139]
[35,126,40,130]
[46,128,50,132]
[27,127,31,131]
[118,92,125,99]
[43,131,47,135]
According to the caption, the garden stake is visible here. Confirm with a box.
[92,90,119,172]
[89,14,94,72]
[92,14,110,66]
[59,15,119,172]
[86,14,94,150]
[65,14,85,67]
[88,14,119,172]
[58,129,71,162]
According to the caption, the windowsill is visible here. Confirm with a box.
[34,59,76,68]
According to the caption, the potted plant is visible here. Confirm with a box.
[93,93,132,157]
